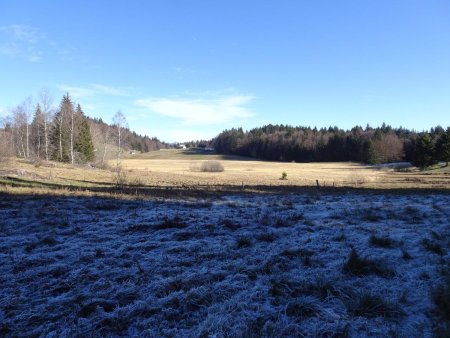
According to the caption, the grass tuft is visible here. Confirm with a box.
[369,234,395,248]
[343,248,394,278]
[347,292,402,318]
[154,216,187,230]
[422,238,444,255]
[285,297,319,319]
[401,249,412,260]
[432,278,450,322]
[236,236,252,248]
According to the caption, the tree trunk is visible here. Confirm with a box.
[59,118,63,160]
[26,123,29,158]
[44,119,49,161]
[102,141,107,165]
[37,121,41,158]
[116,127,121,167]
[70,112,74,164]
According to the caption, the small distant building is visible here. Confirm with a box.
[177,144,187,149]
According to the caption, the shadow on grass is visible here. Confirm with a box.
[1,175,450,200]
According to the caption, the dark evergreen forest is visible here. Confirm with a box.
[212,124,450,167]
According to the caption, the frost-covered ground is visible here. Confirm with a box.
[0,191,449,337]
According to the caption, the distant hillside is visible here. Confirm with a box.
[88,117,171,160]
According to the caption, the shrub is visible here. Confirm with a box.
[113,166,128,188]
[280,172,287,180]
[200,161,224,172]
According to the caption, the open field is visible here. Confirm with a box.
[0,150,449,197]
[0,153,449,336]
[0,191,449,336]
[119,150,450,189]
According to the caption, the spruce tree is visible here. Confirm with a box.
[362,140,377,164]
[75,119,94,162]
[412,133,436,169]
[31,104,45,159]
[436,127,450,166]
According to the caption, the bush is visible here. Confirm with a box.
[200,161,224,172]
[280,172,287,180]
[113,166,128,188]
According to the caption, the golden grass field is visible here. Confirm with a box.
[0,149,449,197]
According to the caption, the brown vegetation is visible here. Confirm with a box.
[0,150,449,198]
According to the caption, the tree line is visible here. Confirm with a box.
[212,124,450,168]
[0,90,169,165]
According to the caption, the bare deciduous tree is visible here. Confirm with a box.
[38,88,54,161]
[112,110,127,167]
[373,133,404,163]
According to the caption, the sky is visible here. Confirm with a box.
[1,1,449,142]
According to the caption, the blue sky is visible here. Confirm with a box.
[1,1,449,142]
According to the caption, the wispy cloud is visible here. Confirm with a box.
[59,84,131,98]
[132,126,215,143]
[134,94,255,126]
[0,24,46,62]
[0,106,7,117]
[173,66,196,74]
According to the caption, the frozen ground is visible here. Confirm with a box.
[0,191,449,337]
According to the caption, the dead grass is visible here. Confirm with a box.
[0,151,449,197]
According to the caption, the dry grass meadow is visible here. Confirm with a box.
[0,149,449,197]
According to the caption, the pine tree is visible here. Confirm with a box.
[412,133,436,169]
[75,119,94,162]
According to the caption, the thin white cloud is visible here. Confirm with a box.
[0,106,7,117]
[173,66,195,74]
[59,85,94,98]
[132,125,216,143]
[91,84,129,96]
[0,24,46,62]
[0,24,81,63]
[59,84,131,98]
[134,94,254,126]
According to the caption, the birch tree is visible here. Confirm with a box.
[51,94,73,162]
[112,110,127,167]
[38,89,54,161]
